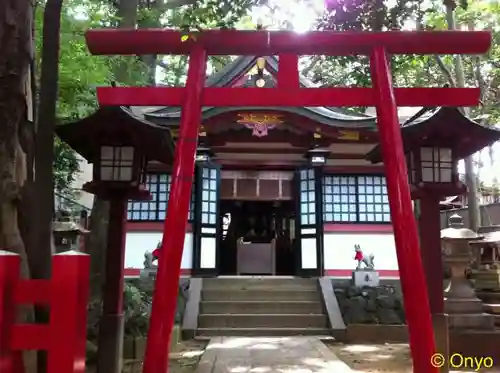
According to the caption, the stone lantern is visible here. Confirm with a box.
[52,213,89,253]
[469,226,500,292]
[441,214,494,329]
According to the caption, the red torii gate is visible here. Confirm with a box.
[85,29,490,373]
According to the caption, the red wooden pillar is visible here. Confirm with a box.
[143,45,207,373]
[0,251,20,373]
[418,196,445,314]
[370,47,437,373]
[97,196,128,373]
[48,252,90,373]
[277,54,299,88]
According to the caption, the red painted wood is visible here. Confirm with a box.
[102,199,127,315]
[277,54,299,88]
[11,325,48,350]
[217,163,386,173]
[123,268,398,278]
[324,224,393,233]
[14,280,51,305]
[418,197,445,314]
[0,252,20,373]
[325,269,399,277]
[86,29,490,56]
[126,222,193,232]
[97,86,480,108]
[96,198,128,373]
[143,46,207,373]
[370,47,437,373]
[200,111,378,141]
[2,252,90,373]
[213,147,370,158]
[48,253,90,373]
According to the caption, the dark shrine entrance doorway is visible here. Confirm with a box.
[219,199,296,276]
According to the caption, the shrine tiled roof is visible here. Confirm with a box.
[132,55,378,129]
[56,106,175,164]
[365,107,500,162]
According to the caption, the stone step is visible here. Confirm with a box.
[476,291,500,303]
[444,299,485,314]
[200,300,324,315]
[202,277,318,290]
[198,314,328,328]
[484,303,500,314]
[201,289,320,301]
[196,327,331,337]
[447,313,495,329]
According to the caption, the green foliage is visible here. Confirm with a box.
[299,0,500,122]
[53,138,80,193]
[168,0,258,29]
[123,283,152,337]
[321,0,426,31]
[35,0,113,195]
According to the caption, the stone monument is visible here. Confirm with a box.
[352,244,380,287]
[441,214,494,329]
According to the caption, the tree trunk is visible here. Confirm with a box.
[0,0,32,280]
[34,0,64,277]
[0,1,34,370]
[32,0,65,372]
[444,4,481,231]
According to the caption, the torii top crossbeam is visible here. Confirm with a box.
[86,29,490,56]
[86,30,490,108]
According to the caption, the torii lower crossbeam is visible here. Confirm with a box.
[84,29,491,373]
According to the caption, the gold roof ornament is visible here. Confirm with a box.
[337,130,360,141]
[237,113,284,137]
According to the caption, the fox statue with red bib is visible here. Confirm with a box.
[354,244,375,270]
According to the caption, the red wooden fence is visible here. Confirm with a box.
[0,250,90,373]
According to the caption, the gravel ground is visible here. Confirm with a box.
[325,342,413,373]
[92,340,208,373]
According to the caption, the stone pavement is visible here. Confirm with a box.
[195,336,354,373]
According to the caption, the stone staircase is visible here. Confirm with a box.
[478,291,500,327]
[196,277,331,337]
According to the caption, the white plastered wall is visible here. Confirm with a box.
[323,232,399,277]
[125,232,193,269]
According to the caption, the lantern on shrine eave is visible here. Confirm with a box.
[305,147,330,167]
[195,146,214,163]
[55,107,175,199]
[365,107,500,199]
